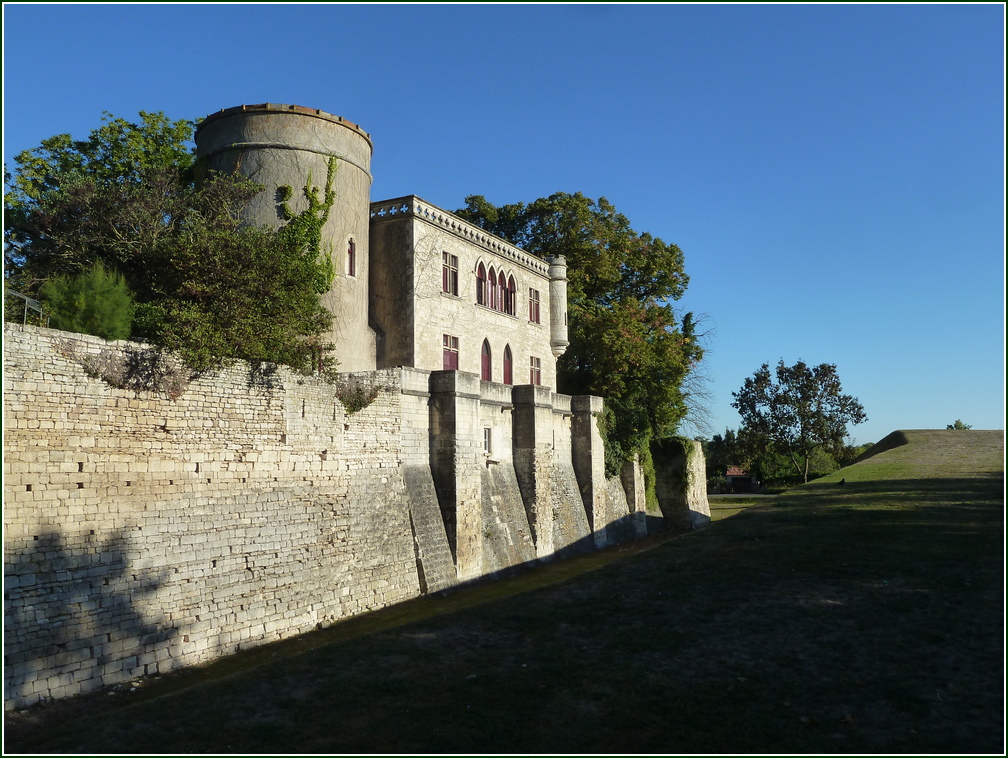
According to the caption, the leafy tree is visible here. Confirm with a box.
[703,429,741,480]
[4,111,336,373]
[39,261,134,340]
[4,111,195,292]
[130,169,335,372]
[456,192,701,474]
[947,420,972,430]
[731,360,867,483]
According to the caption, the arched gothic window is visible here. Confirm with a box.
[506,275,517,315]
[476,263,487,306]
[488,266,499,311]
[481,339,492,381]
[497,271,507,313]
[503,344,513,385]
[347,239,356,277]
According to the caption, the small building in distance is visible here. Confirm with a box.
[725,465,757,493]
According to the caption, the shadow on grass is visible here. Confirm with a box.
[5,468,1004,755]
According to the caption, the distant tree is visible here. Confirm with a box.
[4,111,336,373]
[732,360,867,483]
[703,428,741,479]
[946,420,972,430]
[835,439,875,467]
[39,261,134,341]
[456,192,702,475]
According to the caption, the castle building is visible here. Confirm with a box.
[194,103,569,387]
[3,103,707,711]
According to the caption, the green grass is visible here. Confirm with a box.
[708,495,770,521]
[5,429,1004,754]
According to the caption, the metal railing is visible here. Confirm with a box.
[5,288,49,327]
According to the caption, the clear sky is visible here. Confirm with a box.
[3,3,1004,445]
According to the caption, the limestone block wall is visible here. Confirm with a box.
[399,369,456,594]
[477,381,537,575]
[513,386,589,559]
[3,325,421,710]
[545,394,593,555]
[3,324,696,711]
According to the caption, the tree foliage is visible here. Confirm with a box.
[947,419,972,430]
[4,111,195,289]
[39,261,134,341]
[456,192,701,472]
[4,111,336,373]
[731,360,867,483]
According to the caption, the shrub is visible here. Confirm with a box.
[39,262,134,340]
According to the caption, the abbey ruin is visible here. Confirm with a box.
[3,104,709,710]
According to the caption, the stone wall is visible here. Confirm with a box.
[3,324,683,710]
[3,325,425,710]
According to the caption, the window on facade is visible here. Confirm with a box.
[443,334,459,370]
[483,427,492,455]
[498,271,507,313]
[481,339,492,381]
[442,252,458,295]
[488,266,499,311]
[503,344,513,385]
[506,275,517,316]
[347,239,356,277]
[529,288,541,324]
[476,263,487,306]
[530,356,542,386]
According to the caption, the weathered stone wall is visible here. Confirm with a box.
[3,325,421,710]
[478,381,537,575]
[2,324,686,711]
[652,437,711,531]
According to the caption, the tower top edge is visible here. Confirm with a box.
[196,104,372,146]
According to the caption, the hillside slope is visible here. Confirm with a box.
[852,429,1004,477]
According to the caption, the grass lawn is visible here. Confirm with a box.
[4,429,1004,754]
[708,494,773,521]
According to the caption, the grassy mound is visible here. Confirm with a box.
[5,431,1004,754]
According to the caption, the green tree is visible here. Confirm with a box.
[4,111,195,292]
[39,261,134,340]
[4,112,336,373]
[731,360,867,483]
[456,192,701,474]
[947,420,972,430]
[702,429,741,481]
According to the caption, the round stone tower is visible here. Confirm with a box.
[195,103,376,371]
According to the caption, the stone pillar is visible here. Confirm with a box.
[428,370,484,581]
[399,368,456,592]
[619,454,647,513]
[571,394,606,546]
[620,454,650,538]
[652,437,712,531]
[512,384,557,558]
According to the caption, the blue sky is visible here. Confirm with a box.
[3,3,1004,444]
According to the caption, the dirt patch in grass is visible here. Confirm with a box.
[4,430,1004,754]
